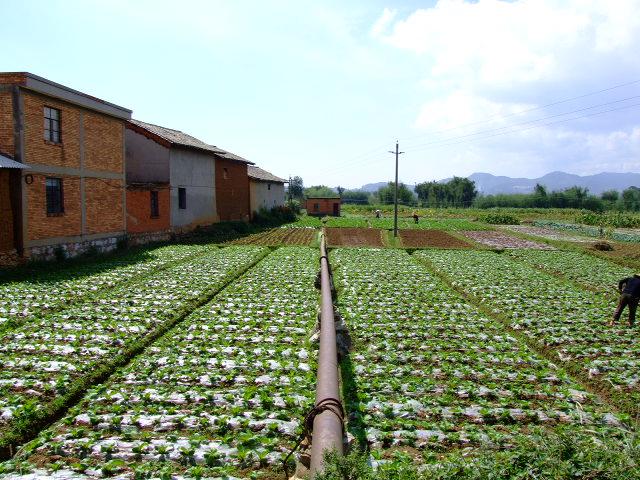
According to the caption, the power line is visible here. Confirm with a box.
[398,78,640,142]
[402,94,640,151]
[318,78,640,185]
[404,99,640,153]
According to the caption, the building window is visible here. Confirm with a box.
[44,107,61,143]
[223,168,229,180]
[313,203,319,212]
[45,177,64,215]
[268,183,271,190]
[178,187,186,209]
[150,190,159,218]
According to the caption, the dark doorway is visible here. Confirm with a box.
[332,202,340,216]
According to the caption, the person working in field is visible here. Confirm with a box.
[611,274,640,327]
[412,211,419,224]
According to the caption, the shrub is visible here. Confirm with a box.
[481,213,520,225]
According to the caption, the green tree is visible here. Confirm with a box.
[341,190,370,205]
[304,185,337,197]
[622,186,640,211]
[601,190,619,202]
[288,176,304,200]
[376,182,416,205]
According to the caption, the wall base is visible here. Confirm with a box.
[127,230,172,247]
[28,236,122,262]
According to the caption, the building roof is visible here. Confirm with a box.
[0,154,29,169]
[248,165,286,183]
[0,72,132,120]
[128,119,253,164]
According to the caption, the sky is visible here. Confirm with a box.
[2,0,640,188]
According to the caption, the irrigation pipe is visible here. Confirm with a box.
[309,233,344,477]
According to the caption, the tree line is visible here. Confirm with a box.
[286,175,640,211]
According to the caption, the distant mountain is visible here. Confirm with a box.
[359,182,389,193]
[469,171,640,195]
[358,172,640,196]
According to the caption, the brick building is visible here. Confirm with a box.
[305,196,341,217]
[126,120,253,233]
[248,165,286,216]
[0,73,132,261]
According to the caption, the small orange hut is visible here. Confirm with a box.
[305,196,341,217]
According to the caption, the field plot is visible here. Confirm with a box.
[280,216,323,228]
[415,250,640,419]
[324,217,369,228]
[500,225,593,243]
[535,220,640,243]
[2,247,319,479]
[507,249,634,293]
[399,229,472,249]
[325,228,384,247]
[227,228,317,246]
[0,244,213,333]
[369,217,487,231]
[0,246,267,454]
[332,248,624,467]
[461,231,553,249]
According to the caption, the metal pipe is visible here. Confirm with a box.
[309,233,343,477]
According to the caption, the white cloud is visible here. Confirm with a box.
[372,0,640,178]
[413,91,534,132]
[379,0,640,87]
[370,8,396,38]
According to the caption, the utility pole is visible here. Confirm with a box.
[388,141,404,237]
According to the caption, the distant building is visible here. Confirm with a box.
[0,72,132,262]
[248,165,286,216]
[305,196,341,217]
[125,120,253,235]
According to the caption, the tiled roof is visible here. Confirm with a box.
[129,119,224,155]
[0,154,29,169]
[128,120,253,164]
[248,165,286,183]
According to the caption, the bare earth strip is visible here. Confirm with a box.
[461,230,554,249]
[399,229,473,249]
[227,228,316,246]
[325,228,384,247]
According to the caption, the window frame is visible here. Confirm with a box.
[43,106,62,144]
[150,190,159,218]
[45,177,64,216]
[223,168,229,180]
[178,187,187,210]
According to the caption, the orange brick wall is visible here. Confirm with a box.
[126,189,170,234]
[23,91,81,169]
[0,91,14,157]
[26,173,82,241]
[305,198,341,216]
[84,111,123,173]
[0,170,14,252]
[0,73,27,85]
[215,159,250,221]
[84,178,124,235]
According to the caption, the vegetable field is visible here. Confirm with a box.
[333,248,626,468]
[0,216,638,478]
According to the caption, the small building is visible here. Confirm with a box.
[0,72,132,262]
[125,120,253,234]
[248,165,286,216]
[306,196,341,217]
[214,149,253,222]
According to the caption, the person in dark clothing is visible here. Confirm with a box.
[611,274,640,327]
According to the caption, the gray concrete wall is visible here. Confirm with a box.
[125,129,170,183]
[250,180,285,214]
[170,149,217,229]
